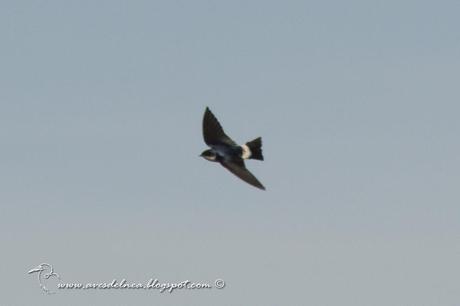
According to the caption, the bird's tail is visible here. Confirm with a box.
[244,137,264,160]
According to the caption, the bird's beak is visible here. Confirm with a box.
[28,266,43,274]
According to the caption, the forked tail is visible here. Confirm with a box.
[243,137,263,160]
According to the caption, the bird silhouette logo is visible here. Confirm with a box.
[28,263,61,294]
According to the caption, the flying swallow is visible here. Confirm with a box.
[200,107,265,190]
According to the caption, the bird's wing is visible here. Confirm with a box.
[203,107,237,146]
[220,158,265,190]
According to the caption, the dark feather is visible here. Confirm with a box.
[220,158,265,190]
[202,107,237,146]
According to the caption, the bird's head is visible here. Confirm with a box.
[200,149,217,162]
[28,263,50,274]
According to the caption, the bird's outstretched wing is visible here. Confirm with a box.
[220,158,265,190]
[203,107,237,146]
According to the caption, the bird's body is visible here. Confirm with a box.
[200,107,265,190]
[202,145,241,162]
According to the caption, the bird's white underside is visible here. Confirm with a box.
[241,144,251,159]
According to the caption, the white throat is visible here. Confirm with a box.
[204,155,217,161]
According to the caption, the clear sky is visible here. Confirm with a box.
[1,1,459,305]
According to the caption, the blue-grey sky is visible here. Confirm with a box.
[1,1,459,305]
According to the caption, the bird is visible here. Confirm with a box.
[28,263,61,294]
[200,107,265,190]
